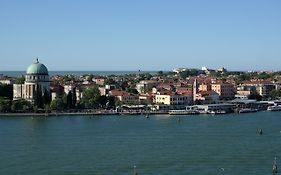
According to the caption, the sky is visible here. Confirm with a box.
[0,0,281,71]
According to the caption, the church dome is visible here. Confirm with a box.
[26,59,49,75]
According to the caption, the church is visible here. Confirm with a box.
[13,59,51,103]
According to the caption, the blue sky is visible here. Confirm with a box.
[0,0,281,71]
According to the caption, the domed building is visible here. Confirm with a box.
[13,59,51,103]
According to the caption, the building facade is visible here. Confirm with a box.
[211,83,235,100]
[13,59,51,103]
[155,93,193,109]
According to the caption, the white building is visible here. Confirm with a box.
[136,80,158,93]
[13,59,51,103]
[0,78,15,85]
[63,85,83,102]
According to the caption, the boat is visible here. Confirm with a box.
[146,114,149,118]
[267,105,281,111]
[207,110,227,115]
[178,117,181,123]
[207,110,216,115]
[273,157,278,174]
[133,165,138,175]
[257,128,263,135]
[169,110,199,115]
[239,108,258,113]
[216,110,227,114]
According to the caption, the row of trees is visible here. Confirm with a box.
[0,83,118,113]
[50,86,116,111]
[0,97,32,112]
[247,89,281,101]
[0,84,30,112]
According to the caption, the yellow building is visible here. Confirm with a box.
[211,83,235,100]
[155,93,193,109]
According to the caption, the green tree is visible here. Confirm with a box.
[34,86,43,108]
[269,89,281,100]
[107,96,116,109]
[179,69,200,78]
[115,98,123,107]
[120,81,128,91]
[139,73,152,80]
[82,86,101,108]
[87,74,94,82]
[236,73,251,84]
[11,99,31,112]
[258,72,271,80]
[72,88,77,107]
[0,97,11,112]
[63,75,75,83]
[104,78,116,85]
[50,97,67,111]
[210,71,222,77]
[97,95,108,108]
[0,84,13,100]
[157,71,164,76]
[127,88,139,94]
[67,91,76,108]
[248,91,263,101]
[15,77,25,84]
[43,89,51,106]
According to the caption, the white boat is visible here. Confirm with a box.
[267,105,281,111]
[207,110,227,115]
[239,108,258,113]
[169,110,199,115]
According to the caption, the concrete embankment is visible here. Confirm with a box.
[0,111,169,117]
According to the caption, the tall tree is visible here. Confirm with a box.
[0,84,13,100]
[15,77,25,84]
[43,89,51,105]
[248,91,263,101]
[97,95,107,108]
[72,88,77,107]
[11,99,31,112]
[157,71,164,76]
[0,97,11,112]
[269,89,281,100]
[82,86,101,108]
[50,97,67,111]
[67,91,73,108]
[34,85,43,108]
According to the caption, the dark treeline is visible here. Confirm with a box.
[0,84,116,113]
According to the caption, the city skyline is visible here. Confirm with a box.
[1,0,281,71]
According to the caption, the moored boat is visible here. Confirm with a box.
[239,108,258,113]
[267,105,281,111]
[169,110,199,115]
[207,110,227,115]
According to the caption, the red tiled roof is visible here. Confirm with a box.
[242,80,273,85]
[110,90,137,97]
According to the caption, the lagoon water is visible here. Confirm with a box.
[1,112,281,175]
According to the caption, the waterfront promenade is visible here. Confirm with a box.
[0,111,168,117]
[0,107,277,117]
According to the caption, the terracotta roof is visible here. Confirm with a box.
[198,90,217,96]
[0,77,14,81]
[110,90,137,97]
[181,91,193,96]
[242,80,273,85]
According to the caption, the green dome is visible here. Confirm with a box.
[26,60,49,75]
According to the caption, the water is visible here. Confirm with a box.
[0,71,158,77]
[0,112,281,175]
